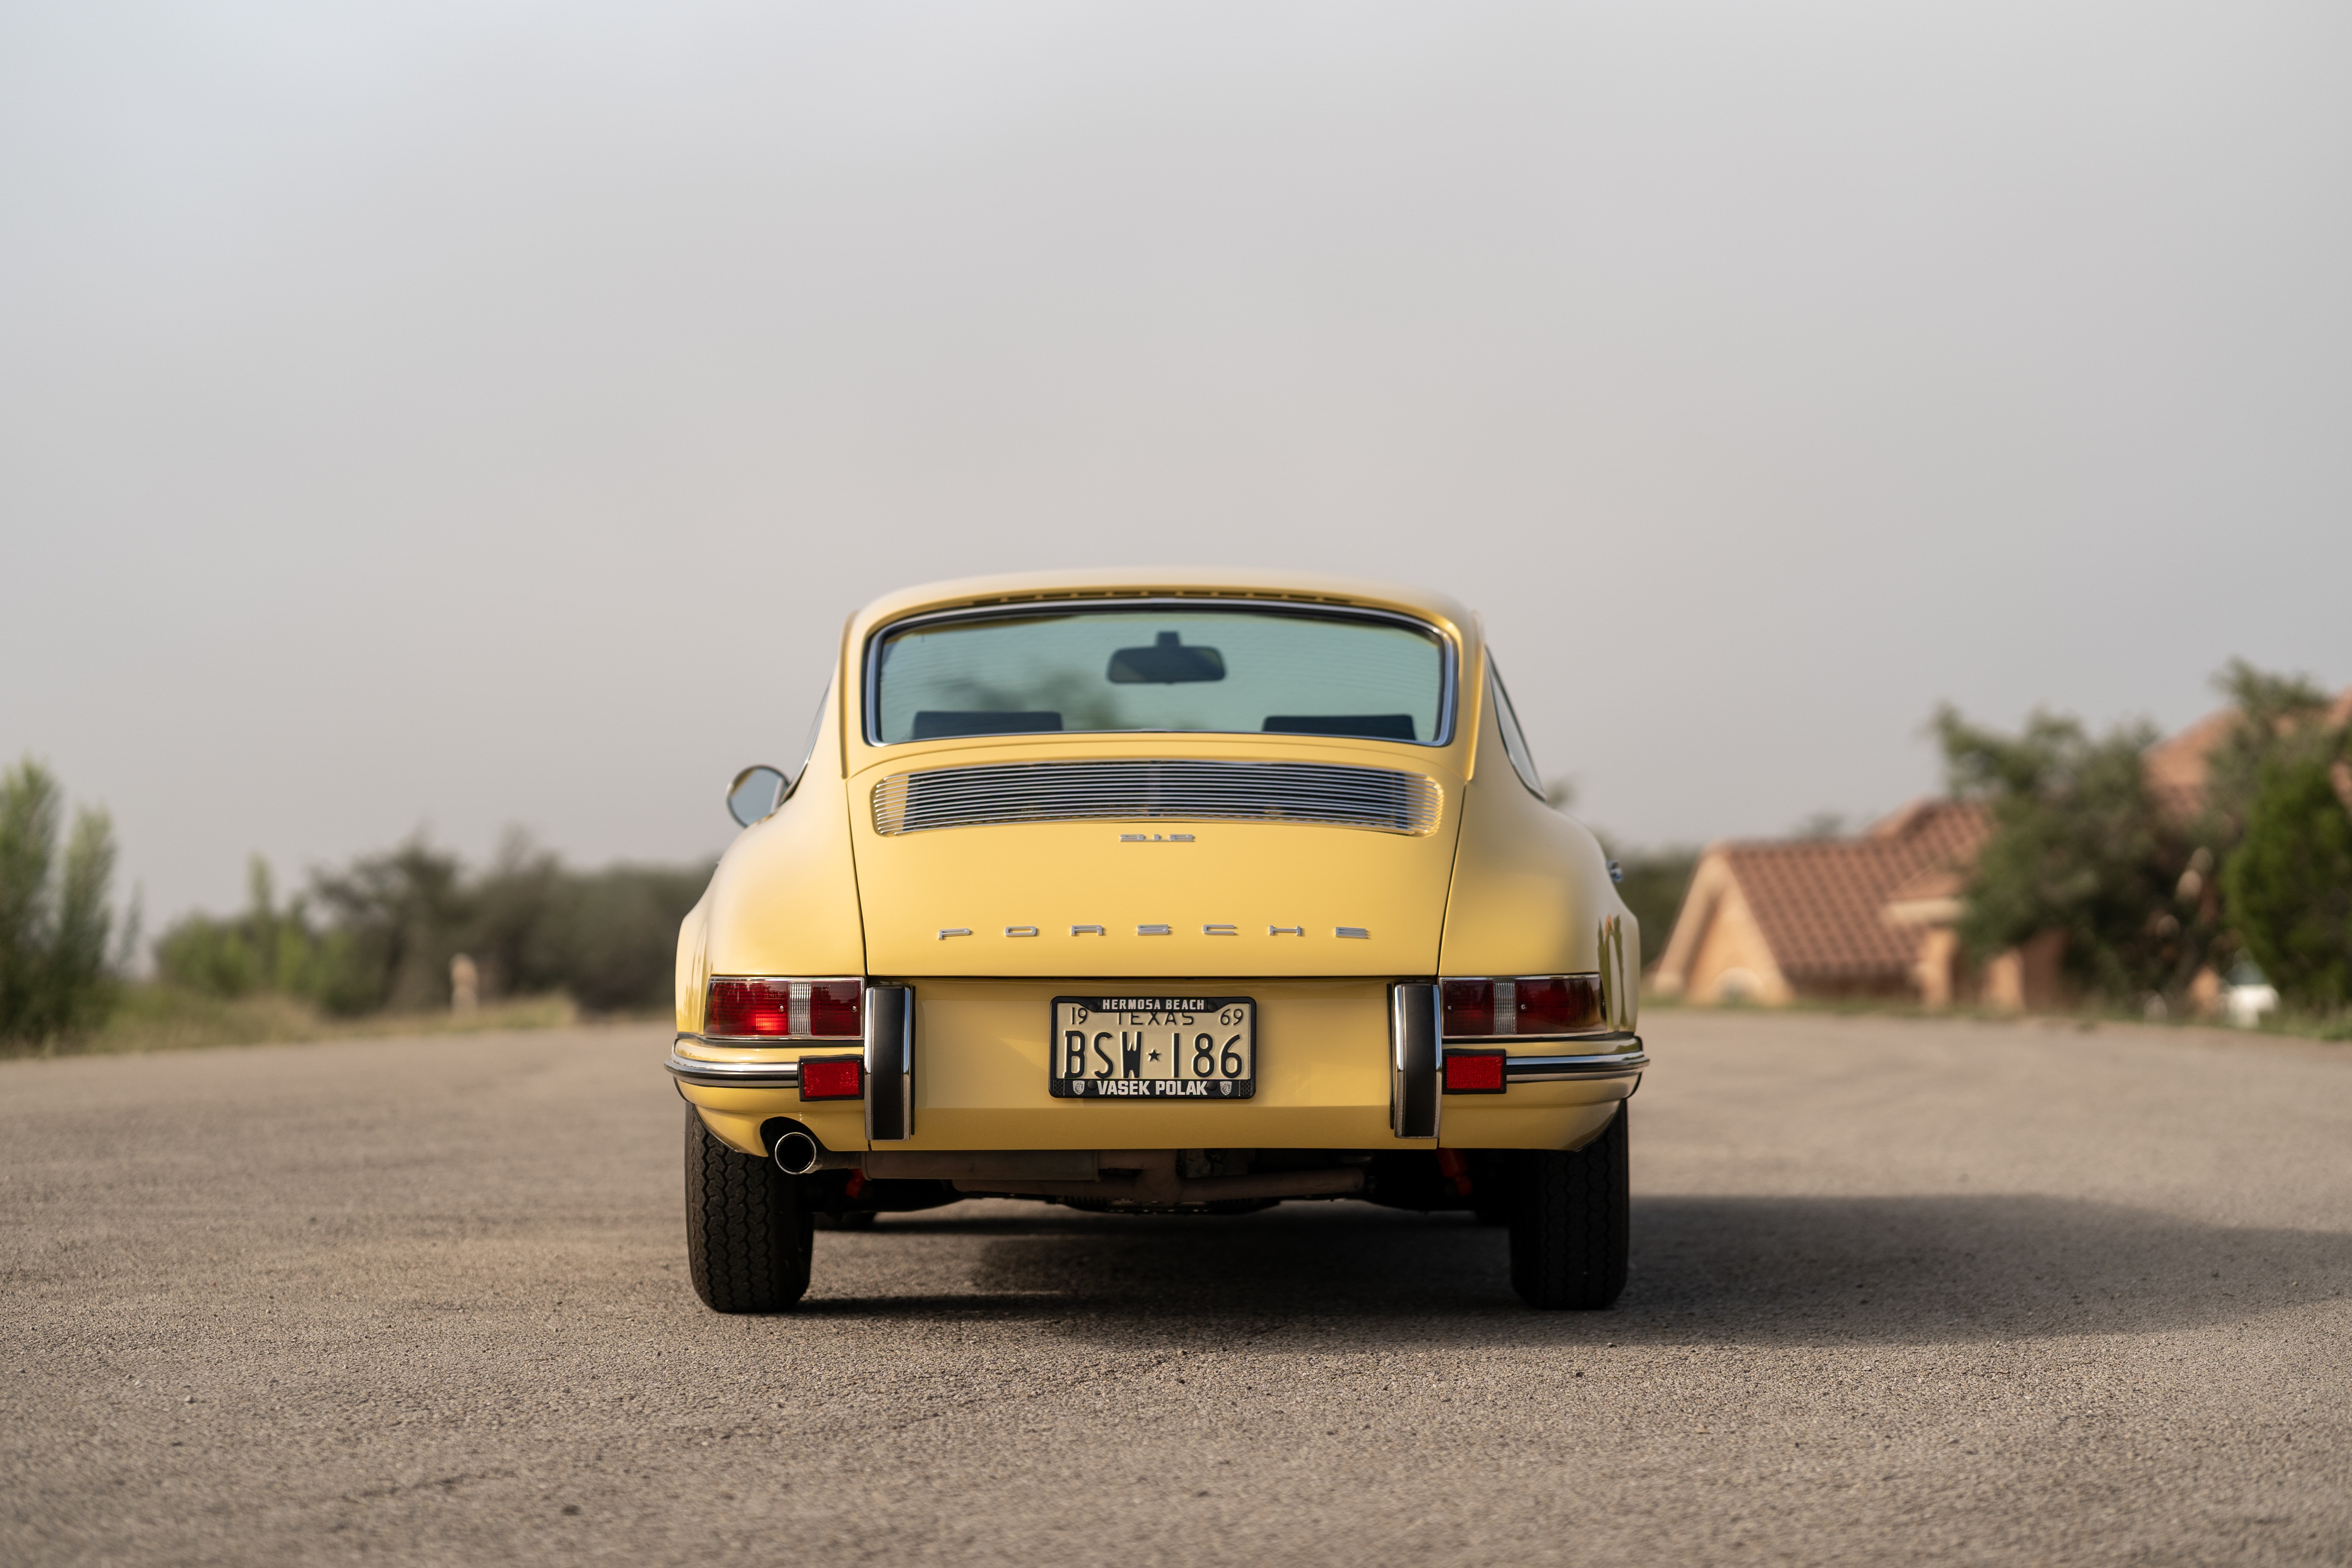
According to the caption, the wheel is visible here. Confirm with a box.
[684,1107,812,1312]
[1507,1104,1629,1309]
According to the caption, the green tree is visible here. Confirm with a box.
[156,832,712,1018]
[2197,659,2339,844]
[0,759,123,1044]
[154,855,345,1001]
[306,838,472,1014]
[463,833,710,1011]
[520,863,711,1011]
[1934,707,2197,1001]
[2223,748,2352,1009]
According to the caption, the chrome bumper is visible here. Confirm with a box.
[667,1034,1646,1096]
[664,1048,801,1090]
[1497,1043,1648,1082]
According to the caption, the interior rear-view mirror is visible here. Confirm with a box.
[726,765,791,828]
[1107,631,1226,684]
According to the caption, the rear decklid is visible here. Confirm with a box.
[848,736,1466,977]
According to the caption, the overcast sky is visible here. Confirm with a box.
[4,0,2348,927]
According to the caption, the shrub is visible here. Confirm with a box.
[153,856,348,1003]
[157,834,711,1017]
[2223,748,2352,1009]
[0,759,124,1045]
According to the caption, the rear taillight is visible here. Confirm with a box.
[1514,975,1601,1034]
[704,977,865,1039]
[1438,975,1603,1038]
[807,983,861,1038]
[1440,979,1494,1036]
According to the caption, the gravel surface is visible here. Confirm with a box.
[3,1011,2348,1566]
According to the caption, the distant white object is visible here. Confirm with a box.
[2223,959,2277,1029]
[2224,985,2278,1028]
[1713,967,1762,1005]
[450,953,480,1014]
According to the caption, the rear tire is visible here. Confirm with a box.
[684,1108,812,1313]
[1507,1104,1629,1310]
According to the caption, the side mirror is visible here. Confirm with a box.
[726,765,791,828]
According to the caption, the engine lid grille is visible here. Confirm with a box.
[870,759,1442,837]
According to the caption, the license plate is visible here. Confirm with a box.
[1049,995,1255,1099]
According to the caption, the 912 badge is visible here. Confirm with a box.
[1049,996,1255,1099]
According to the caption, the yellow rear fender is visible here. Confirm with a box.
[1436,648,1640,1028]
[675,671,864,1036]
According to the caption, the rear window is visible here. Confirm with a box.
[868,604,1452,746]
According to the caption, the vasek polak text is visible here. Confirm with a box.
[1062,1077,1244,1098]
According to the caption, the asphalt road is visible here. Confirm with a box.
[4,1011,2348,1567]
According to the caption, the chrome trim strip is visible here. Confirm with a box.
[1389,982,1442,1139]
[664,1052,802,1089]
[1500,1048,1650,1083]
[1439,1027,1640,1046]
[871,759,1443,836]
[865,984,915,1142]
[861,596,1459,749]
[688,1031,863,1046]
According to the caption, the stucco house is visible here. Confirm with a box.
[1647,799,2062,1009]
[1653,686,2349,1011]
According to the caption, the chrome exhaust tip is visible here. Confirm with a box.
[771,1126,857,1176]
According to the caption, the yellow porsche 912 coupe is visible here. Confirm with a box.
[667,569,1644,1311]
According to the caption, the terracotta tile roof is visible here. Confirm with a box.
[2144,708,2238,819]
[2143,687,2352,818]
[1884,861,1969,905]
[1718,800,1989,982]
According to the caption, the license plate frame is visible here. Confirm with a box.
[1049,995,1255,1099]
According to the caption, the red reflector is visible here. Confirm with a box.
[799,1057,863,1100]
[807,981,863,1038]
[1515,975,1603,1034]
[1440,979,1494,1037]
[1443,1052,1505,1093]
[706,977,791,1038]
